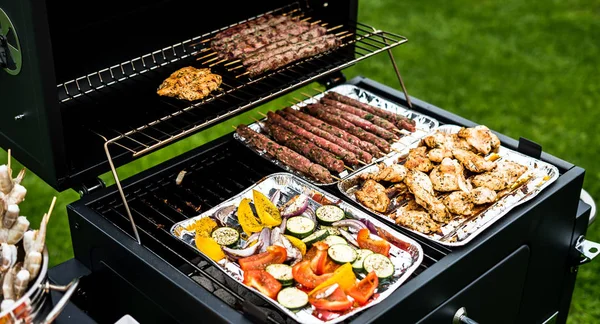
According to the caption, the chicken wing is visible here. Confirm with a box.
[452,149,496,173]
[404,170,451,222]
[404,147,434,173]
[429,158,469,192]
[471,161,528,191]
[470,187,498,205]
[457,125,501,155]
[360,164,407,183]
[442,191,473,216]
[355,179,390,213]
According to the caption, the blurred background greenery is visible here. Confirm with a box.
[2,0,598,322]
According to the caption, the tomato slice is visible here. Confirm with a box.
[292,261,334,289]
[310,242,330,275]
[238,245,287,272]
[347,271,378,306]
[356,229,391,257]
[243,270,282,299]
[309,285,353,312]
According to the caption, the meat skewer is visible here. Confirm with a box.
[243,34,333,67]
[283,108,382,157]
[211,14,291,47]
[235,125,333,183]
[317,100,399,141]
[324,92,416,132]
[244,36,340,77]
[266,112,358,166]
[266,122,345,173]
[276,110,373,163]
[303,104,391,153]
[319,97,401,133]
[239,26,327,61]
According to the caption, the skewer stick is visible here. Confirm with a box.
[358,160,368,166]
[344,165,353,171]
[332,175,342,182]
[228,65,245,71]
[209,58,228,67]
[335,31,349,37]
[196,52,217,60]
[312,87,323,93]
[310,20,322,25]
[231,125,238,130]
[201,56,220,64]
[339,33,353,40]
[190,38,213,47]
[224,59,241,66]
[283,8,299,16]
[7,149,10,171]
[300,17,310,22]
[47,196,57,222]
[327,25,344,32]
[321,23,329,27]
[193,47,211,55]
[292,97,303,103]
[236,71,251,78]
[300,92,314,99]
[258,112,268,117]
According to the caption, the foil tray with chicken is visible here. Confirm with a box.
[339,124,557,245]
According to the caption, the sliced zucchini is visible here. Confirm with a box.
[352,249,374,272]
[323,235,347,247]
[266,264,294,286]
[320,225,341,236]
[328,244,357,264]
[285,216,316,239]
[301,229,328,246]
[363,253,395,279]
[277,287,308,311]
[315,205,345,225]
[211,227,239,247]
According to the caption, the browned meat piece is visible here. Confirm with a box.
[319,98,400,133]
[404,170,451,222]
[442,191,473,216]
[157,67,221,101]
[429,158,469,192]
[422,131,448,149]
[427,148,454,163]
[355,179,390,213]
[243,34,333,66]
[385,183,409,198]
[360,164,407,183]
[395,209,441,234]
[211,14,289,46]
[471,161,528,191]
[470,187,498,205]
[452,149,496,173]
[404,147,434,173]
[457,125,501,155]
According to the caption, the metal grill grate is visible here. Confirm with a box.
[86,139,450,323]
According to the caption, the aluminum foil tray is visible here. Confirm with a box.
[337,124,560,247]
[233,84,439,186]
[171,172,423,324]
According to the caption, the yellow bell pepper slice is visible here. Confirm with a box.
[253,190,282,226]
[195,235,225,262]
[284,235,307,256]
[310,263,356,295]
[237,198,264,235]
[186,217,217,238]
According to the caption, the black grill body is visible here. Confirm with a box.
[61,77,589,324]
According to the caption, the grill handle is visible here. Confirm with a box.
[40,278,80,324]
[453,307,480,324]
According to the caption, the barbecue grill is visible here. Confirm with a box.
[1,0,598,323]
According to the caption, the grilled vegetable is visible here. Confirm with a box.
[284,235,307,256]
[351,249,374,272]
[315,205,345,225]
[323,235,347,247]
[309,242,330,275]
[308,284,352,312]
[347,271,379,306]
[253,190,282,226]
[332,219,367,232]
[310,263,356,294]
[277,287,309,311]
[285,216,316,239]
[319,226,341,236]
[211,227,239,246]
[266,264,294,286]
[280,194,310,218]
[338,229,359,247]
[363,253,394,279]
[195,236,225,262]
[238,245,287,272]
[222,240,262,260]
[186,217,218,238]
[237,198,264,235]
[356,229,391,257]
[291,260,333,289]
[243,270,282,299]
[301,229,328,246]
[328,244,357,264]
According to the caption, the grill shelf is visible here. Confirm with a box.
[86,138,449,323]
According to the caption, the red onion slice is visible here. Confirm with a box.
[332,219,367,232]
[280,194,309,218]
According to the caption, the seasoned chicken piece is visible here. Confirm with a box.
[422,131,448,149]
[471,161,528,191]
[470,187,498,205]
[157,67,211,96]
[457,125,501,155]
[404,170,451,222]
[428,148,454,163]
[355,179,390,213]
[453,149,496,173]
[395,209,441,234]
[429,158,469,192]
[360,164,407,183]
[404,147,434,173]
[385,183,408,198]
[423,132,473,162]
[157,67,222,101]
[442,191,473,216]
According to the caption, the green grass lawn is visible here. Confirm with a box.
[2,0,598,321]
